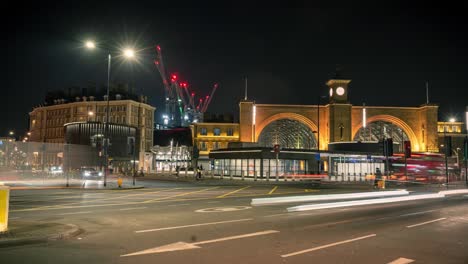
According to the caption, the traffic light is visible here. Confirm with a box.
[273,144,280,154]
[382,138,393,157]
[444,136,452,157]
[127,137,135,155]
[404,140,411,158]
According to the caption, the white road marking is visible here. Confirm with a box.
[406,217,447,228]
[263,213,291,218]
[167,203,190,207]
[195,206,251,213]
[135,218,253,233]
[9,217,21,220]
[58,211,93,215]
[399,210,436,217]
[122,230,279,257]
[281,234,377,258]
[387,257,415,264]
[119,207,148,211]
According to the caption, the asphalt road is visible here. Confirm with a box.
[1,180,467,264]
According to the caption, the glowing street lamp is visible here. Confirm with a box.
[449,117,456,123]
[83,40,137,187]
[123,48,135,58]
[85,40,95,49]
[8,131,14,136]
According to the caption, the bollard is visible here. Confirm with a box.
[230,172,233,180]
[117,177,123,188]
[276,171,279,182]
[241,170,245,181]
[0,185,10,232]
[221,170,224,179]
[266,172,270,182]
[254,171,257,181]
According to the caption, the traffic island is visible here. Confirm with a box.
[0,221,82,247]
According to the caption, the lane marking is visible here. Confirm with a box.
[119,207,147,211]
[268,186,278,195]
[135,218,253,233]
[58,211,93,215]
[9,217,21,220]
[406,217,447,228]
[122,230,279,257]
[399,210,436,217]
[195,206,252,213]
[167,203,190,207]
[10,189,311,213]
[387,257,415,264]
[143,187,220,203]
[30,188,180,209]
[281,234,377,258]
[217,186,251,198]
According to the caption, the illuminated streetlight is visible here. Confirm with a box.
[85,40,95,49]
[449,118,456,123]
[8,131,14,136]
[123,48,135,58]
[83,40,138,187]
[27,132,31,136]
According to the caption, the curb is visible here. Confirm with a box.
[0,224,82,248]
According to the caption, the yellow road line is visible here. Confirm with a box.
[268,186,278,195]
[143,187,220,203]
[10,189,313,213]
[217,186,251,198]
[30,188,181,210]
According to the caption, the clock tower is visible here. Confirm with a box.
[327,78,351,104]
[326,70,353,142]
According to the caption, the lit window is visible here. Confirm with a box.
[227,128,233,136]
[213,128,221,136]
[200,142,207,151]
[200,128,207,136]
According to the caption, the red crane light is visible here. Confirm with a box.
[191,93,195,96]
[206,95,209,98]
[171,74,177,80]
[156,45,161,51]
[154,60,159,65]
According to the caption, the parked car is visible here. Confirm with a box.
[80,167,103,180]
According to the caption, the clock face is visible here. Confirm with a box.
[329,88,333,97]
[336,87,345,96]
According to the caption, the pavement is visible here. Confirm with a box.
[0,178,467,263]
[0,221,81,247]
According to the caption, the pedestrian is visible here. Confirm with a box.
[374,168,382,189]
[196,166,202,180]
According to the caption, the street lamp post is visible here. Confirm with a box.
[85,41,136,187]
[104,53,111,187]
[316,95,326,174]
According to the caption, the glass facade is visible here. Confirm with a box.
[212,158,308,178]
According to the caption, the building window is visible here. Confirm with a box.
[213,128,221,136]
[227,128,233,136]
[200,128,207,136]
[200,142,207,151]
[213,142,220,150]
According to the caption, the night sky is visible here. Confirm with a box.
[3,2,468,137]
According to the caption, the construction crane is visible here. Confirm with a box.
[154,45,218,127]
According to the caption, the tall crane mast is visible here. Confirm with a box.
[154,45,219,127]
